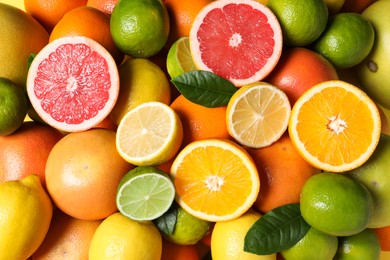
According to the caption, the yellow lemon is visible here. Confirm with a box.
[0,175,53,260]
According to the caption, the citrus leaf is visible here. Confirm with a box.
[244,204,310,255]
[171,70,237,108]
[27,53,37,70]
[153,202,178,235]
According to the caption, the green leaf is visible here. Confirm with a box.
[244,203,310,255]
[171,70,237,108]
[153,202,178,235]
[27,53,37,70]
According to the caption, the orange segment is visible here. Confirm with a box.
[170,138,260,222]
[289,80,381,172]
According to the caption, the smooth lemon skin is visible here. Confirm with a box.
[89,212,162,260]
[0,175,53,260]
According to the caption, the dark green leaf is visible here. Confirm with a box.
[171,70,237,108]
[153,202,178,235]
[244,204,310,255]
[27,53,37,70]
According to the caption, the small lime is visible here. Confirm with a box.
[267,0,328,46]
[313,12,375,68]
[281,227,338,260]
[300,172,373,237]
[166,36,196,79]
[110,0,169,58]
[0,77,28,135]
[334,229,381,260]
[116,166,175,221]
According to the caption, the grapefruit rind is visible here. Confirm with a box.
[26,36,120,132]
[288,80,382,172]
[189,0,283,86]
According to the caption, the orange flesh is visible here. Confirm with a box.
[296,87,375,166]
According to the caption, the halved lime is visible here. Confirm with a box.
[116,166,175,221]
[166,36,196,79]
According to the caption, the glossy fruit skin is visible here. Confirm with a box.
[354,0,390,110]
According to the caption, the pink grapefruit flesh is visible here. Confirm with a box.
[189,0,283,86]
[27,36,119,132]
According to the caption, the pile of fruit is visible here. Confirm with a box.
[0,0,390,259]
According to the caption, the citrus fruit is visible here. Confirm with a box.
[170,94,230,146]
[161,203,211,245]
[312,12,375,68]
[300,172,373,237]
[161,239,199,260]
[226,82,291,148]
[116,166,175,221]
[45,129,133,220]
[334,229,381,259]
[211,209,276,260]
[347,134,390,228]
[49,6,124,64]
[340,0,377,13]
[354,0,390,110]
[0,0,25,10]
[324,0,345,13]
[0,3,49,87]
[24,0,87,32]
[189,0,283,86]
[247,133,321,213]
[170,138,260,222]
[374,225,390,251]
[0,121,63,187]
[86,0,118,15]
[116,101,183,166]
[281,227,338,260]
[0,77,28,135]
[0,175,52,259]
[265,47,339,106]
[266,0,328,46]
[26,36,120,133]
[163,0,214,47]
[89,212,162,259]
[110,0,170,58]
[381,251,390,260]
[109,58,171,125]
[32,209,102,260]
[288,80,381,172]
[166,36,196,79]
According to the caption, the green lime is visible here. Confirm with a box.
[313,12,375,68]
[334,229,381,260]
[300,172,373,237]
[166,36,196,79]
[161,203,211,245]
[281,227,338,260]
[267,0,328,46]
[324,0,345,14]
[116,166,175,221]
[0,77,28,135]
[110,0,169,58]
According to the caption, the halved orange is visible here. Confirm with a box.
[288,80,381,172]
[170,138,260,222]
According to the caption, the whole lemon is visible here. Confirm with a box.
[0,175,52,259]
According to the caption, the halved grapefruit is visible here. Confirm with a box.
[189,0,283,87]
[27,36,119,132]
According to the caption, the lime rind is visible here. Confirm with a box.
[166,36,195,79]
[116,167,175,221]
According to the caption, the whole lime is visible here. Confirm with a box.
[267,0,328,46]
[110,0,169,58]
[334,229,381,260]
[354,0,390,110]
[0,77,28,135]
[348,134,390,228]
[313,12,375,68]
[300,172,373,237]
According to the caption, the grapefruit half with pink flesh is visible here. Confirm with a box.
[27,36,119,132]
[189,0,283,87]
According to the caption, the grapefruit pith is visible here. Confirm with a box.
[189,0,283,87]
[27,36,120,132]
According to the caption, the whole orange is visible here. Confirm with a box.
[170,94,230,146]
[86,0,118,15]
[341,0,377,13]
[0,121,63,187]
[163,0,214,48]
[374,225,390,251]
[247,133,321,213]
[49,6,124,64]
[161,239,199,260]
[265,47,339,105]
[45,129,133,220]
[24,0,87,32]
[32,209,102,259]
